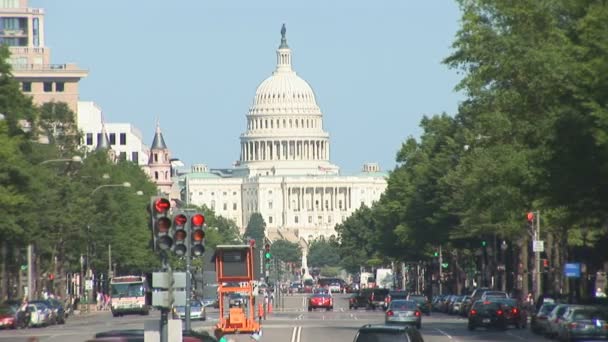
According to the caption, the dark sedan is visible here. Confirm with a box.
[468,300,507,331]
[493,298,527,328]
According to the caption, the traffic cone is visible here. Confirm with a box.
[268,301,273,314]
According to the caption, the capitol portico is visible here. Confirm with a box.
[179,25,387,246]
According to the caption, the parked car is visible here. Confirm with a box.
[201,296,219,309]
[555,306,608,341]
[27,302,52,327]
[30,299,65,325]
[308,293,333,311]
[0,305,17,329]
[544,304,578,339]
[353,324,424,342]
[530,302,557,335]
[173,300,206,321]
[467,300,507,331]
[385,300,422,329]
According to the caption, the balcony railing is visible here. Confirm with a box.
[9,47,47,55]
[1,29,26,36]
[11,63,86,72]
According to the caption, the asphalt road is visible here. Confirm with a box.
[0,293,549,342]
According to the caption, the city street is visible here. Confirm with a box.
[0,294,548,342]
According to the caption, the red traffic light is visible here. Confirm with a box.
[265,243,270,251]
[154,198,171,214]
[191,214,205,227]
[174,214,187,227]
[543,259,549,267]
[192,230,205,242]
[527,212,535,222]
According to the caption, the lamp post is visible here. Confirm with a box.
[38,155,83,165]
[28,156,83,300]
[83,182,133,312]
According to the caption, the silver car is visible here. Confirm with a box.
[385,300,422,329]
[172,300,206,321]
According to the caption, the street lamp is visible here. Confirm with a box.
[91,182,131,195]
[39,155,82,165]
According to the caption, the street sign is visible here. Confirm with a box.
[85,280,93,291]
[564,263,581,278]
[533,240,544,252]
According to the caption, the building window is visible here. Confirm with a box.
[43,82,52,92]
[211,192,215,196]
[268,190,272,194]
[295,216,299,224]
[223,192,227,196]
[339,200,343,209]
[233,192,237,195]
[120,133,127,145]
[269,216,273,224]
[308,216,312,223]
[22,82,31,92]
[154,171,159,180]
[268,201,273,209]
[55,82,65,92]
[318,216,322,223]
[109,133,116,145]
[328,216,332,223]
[210,200,216,210]
[233,203,237,210]
[131,151,139,163]
[86,133,93,145]
[223,203,227,210]
[119,152,126,161]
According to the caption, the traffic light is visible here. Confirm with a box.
[433,249,439,257]
[481,240,487,247]
[191,213,206,257]
[173,213,188,256]
[264,243,272,260]
[151,197,173,251]
[543,258,549,270]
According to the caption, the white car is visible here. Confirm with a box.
[27,303,52,327]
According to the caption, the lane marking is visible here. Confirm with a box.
[506,332,527,340]
[434,328,453,339]
[290,326,302,342]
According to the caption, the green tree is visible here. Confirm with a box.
[243,213,266,249]
[270,239,302,264]
[307,236,340,268]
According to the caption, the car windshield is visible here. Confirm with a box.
[572,310,607,321]
[313,294,331,298]
[390,300,418,310]
[356,331,405,342]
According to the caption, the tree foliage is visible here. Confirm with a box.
[270,239,302,264]
[307,236,341,268]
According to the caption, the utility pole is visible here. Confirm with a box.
[27,244,33,301]
[438,245,443,295]
[534,211,542,299]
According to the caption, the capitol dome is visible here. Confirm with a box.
[238,24,339,177]
[249,25,321,115]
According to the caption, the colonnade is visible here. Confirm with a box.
[241,139,329,162]
[285,186,352,212]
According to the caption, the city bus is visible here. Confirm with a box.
[109,275,150,317]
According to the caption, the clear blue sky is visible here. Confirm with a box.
[32,0,463,174]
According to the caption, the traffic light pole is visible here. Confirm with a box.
[159,251,170,342]
[185,217,192,332]
[438,245,443,295]
[534,211,541,300]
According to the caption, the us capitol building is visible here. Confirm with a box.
[175,25,387,244]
